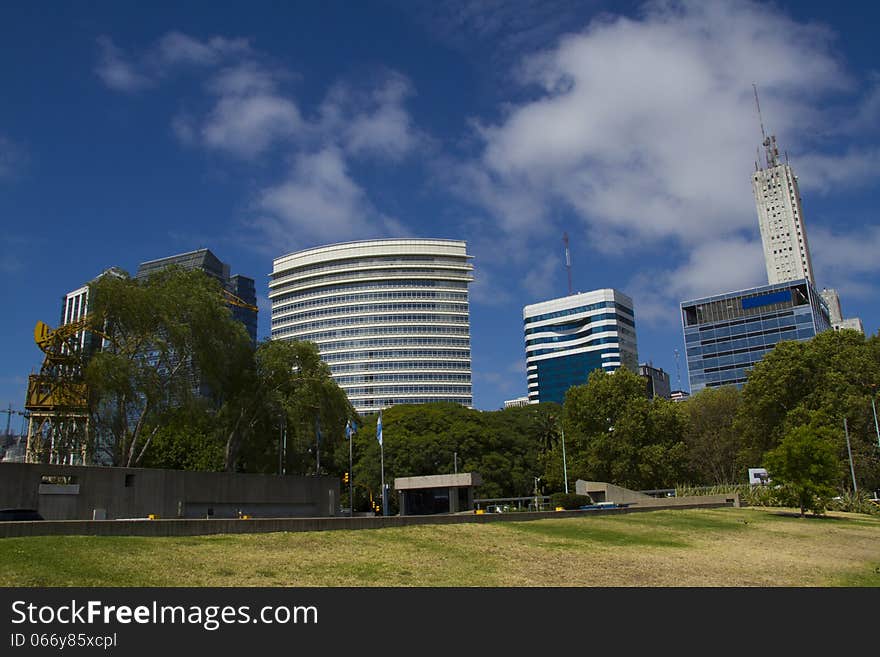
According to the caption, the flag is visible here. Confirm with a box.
[376,411,383,447]
[315,417,322,445]
[345,420,352,441]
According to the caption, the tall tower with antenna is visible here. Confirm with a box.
[562,233,572,296]
[751,83,815,285]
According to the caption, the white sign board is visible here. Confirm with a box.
[748,468,770,485]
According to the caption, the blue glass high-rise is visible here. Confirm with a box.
[680,279,831,394]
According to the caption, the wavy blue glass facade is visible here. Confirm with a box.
[680,279,830,393]
[524,289,638,405]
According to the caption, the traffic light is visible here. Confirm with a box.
[343,472,349,484]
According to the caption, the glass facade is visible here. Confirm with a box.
[135,249,258,345]
[680,279,831,393]
[270,239,473,414]
[524,289,638,405]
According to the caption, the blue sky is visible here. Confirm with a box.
[3,0,879,421]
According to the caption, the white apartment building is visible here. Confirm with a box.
[752,134,816,285]
[820,287,865,335]
[270,239,474,414]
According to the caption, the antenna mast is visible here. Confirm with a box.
[753,83,778,168]
[753,83,766,143]
[563,232,572,295]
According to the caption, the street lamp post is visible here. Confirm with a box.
[844,417,858,494]
[870,386,880,449]
[560,423,569,494]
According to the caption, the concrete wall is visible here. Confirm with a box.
[0,463,338,520]
[0,496,739,538]
[575,480,654,504]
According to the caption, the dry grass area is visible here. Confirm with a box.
[1,507,878,587]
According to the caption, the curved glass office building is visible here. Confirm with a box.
[270,239,474,414]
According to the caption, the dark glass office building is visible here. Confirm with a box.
[681,279,831,394]
[136,248,258,345]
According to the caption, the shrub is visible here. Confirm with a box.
[828,491,880,516]
[550,493,592,509]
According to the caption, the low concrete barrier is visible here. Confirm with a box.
[0,494,738,538]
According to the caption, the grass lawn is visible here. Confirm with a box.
[1,507,878,587]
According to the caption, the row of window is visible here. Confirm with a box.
[683,307,805,338]
[341,384,473,396]
[690,368,752,386]
[353,397,472,409]
[319,348,470,363]
[526,323,626,347]
[272,256,470,283]
[688,326,814,357]
[524,312,635,336]
[272,290,469,316]
[272,313,469,331]
[272,301,469,325]
[270,279,468,306]
[685,313,812,346]
[334,373,472,385]
[271,268,472,293]
[525,301,633,325]
[528,336,621,358]
[330,360,471,374]
[273,324,470,341]
[317,337,471,352]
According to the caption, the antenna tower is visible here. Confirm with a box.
[752,83,766,143]
[563,233,572,295]
[752,83,778,168]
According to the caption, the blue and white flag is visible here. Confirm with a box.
[376,411,383,447]
[315,417,322,445]
[345,419,355,441]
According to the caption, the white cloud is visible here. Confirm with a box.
[810,225,880,301]
[200,63,303,159]
[793,148,880,194]
[252,147,407,248]
[448,0,877,319]
[96,32,252,92]
[469,0,848,248]
[0,135,22,179]
[522,252,563,300]
[95,36,152,92]
[323,73,421,160]
[629,236,766,324]
[468,265,514,307]
[155,31,250,67]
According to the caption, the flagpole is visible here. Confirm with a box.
[377,410,387,516]
[316,416,320,475]
[380,440,386,516]
[347,421,354,518]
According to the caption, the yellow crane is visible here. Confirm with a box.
[24,315,109,463]
[24,284,255,463]
[222,289,258,312]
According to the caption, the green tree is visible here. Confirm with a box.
[764,424,841,517]
[737,329,880,492]
[681,385,743,485]
[141,405,225,471]
[563,368,690,490]
[349,402,553,506]
[85,266,251,467]
[217,339,355,473]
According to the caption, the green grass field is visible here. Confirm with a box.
[2,507,878,586]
